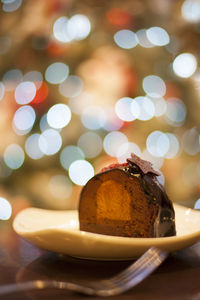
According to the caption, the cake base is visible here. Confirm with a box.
[79,169,161,237]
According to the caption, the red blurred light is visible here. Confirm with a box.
[106,8,131,27]
[47,40,68,57]
[165,82,180,99]
[31,82,48,104]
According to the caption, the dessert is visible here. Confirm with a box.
[79,154,176,238]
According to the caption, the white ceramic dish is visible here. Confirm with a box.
[13,204,200,260]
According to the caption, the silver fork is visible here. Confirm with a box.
[0,247,168,297]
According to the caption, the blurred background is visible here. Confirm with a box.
[0,0,200,228]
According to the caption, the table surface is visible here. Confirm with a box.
[1,226,200,300]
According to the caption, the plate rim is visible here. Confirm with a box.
[13,203,200,244]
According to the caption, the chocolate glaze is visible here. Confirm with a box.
[115,158,176,237]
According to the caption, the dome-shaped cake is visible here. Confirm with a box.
[79,154,176,238]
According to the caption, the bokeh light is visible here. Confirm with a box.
[142,75,166,98]
[152,97,167,117]
[115,97,136,121]
[13,105,36,135]
[103,131,128,157]
[2,0,22,12]
[53,16,71,43]
[25,134,44,159]
[4,144,25,169]
[114,30,138,49]
[45,62,69,84]
[60,145,85,170]
[146,27,170,46]
[39,129,62,155]
[15,81,36,105]
[47,104,71,129]
[165,133,180,159]
[69,160,94,185]
[128,99,140,119]
[173,53,197,78]
[136,29,154,48]
[146,131,170,157]
[131,96,155,121]
[181,0,200,23]
[0,197,12,220]
[67,14,91,40]
[78,132,102,158]
[165,98,186,126]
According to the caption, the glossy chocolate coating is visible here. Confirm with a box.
[121,159,176,237]
[79,154,176,238]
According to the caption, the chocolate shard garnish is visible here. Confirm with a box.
[127,153,161,176]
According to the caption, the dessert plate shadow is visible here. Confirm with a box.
[13,204,200,260]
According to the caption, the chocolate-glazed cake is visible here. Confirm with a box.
[79,154,176,238]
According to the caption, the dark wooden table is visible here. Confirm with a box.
[1,226,200,300]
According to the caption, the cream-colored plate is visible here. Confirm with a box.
[13,204,200,260]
